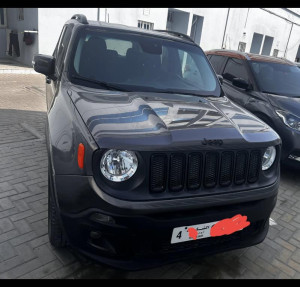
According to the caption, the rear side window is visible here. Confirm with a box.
[209,55,226,74]
[222,57,248,82]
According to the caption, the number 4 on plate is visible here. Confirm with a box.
[176,231,182,239]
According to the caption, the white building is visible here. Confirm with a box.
[1,8,300,66]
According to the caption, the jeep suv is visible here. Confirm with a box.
[33,14,281,270]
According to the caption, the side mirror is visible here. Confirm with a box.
[32,54,56,80]
[217,75,223,85]
[232,77,251,90]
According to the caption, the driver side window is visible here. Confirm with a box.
[223,57,249,83]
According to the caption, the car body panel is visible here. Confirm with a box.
[68,84,280,151]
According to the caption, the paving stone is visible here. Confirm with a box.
[0,242,17,261]
[4,258,42,278]
[33,244,57,264]
[10,231,37,247]
[0,218,14,233]
[14,219,32,234]
[15,243,36,262]
[271,258,296,277]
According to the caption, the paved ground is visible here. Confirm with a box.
[0,70,300,279]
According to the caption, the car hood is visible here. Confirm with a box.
[267,93,300,117]
[69,86,280,151]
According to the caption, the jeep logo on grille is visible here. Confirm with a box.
[202,138,223,146]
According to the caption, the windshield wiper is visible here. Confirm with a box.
[262,90,280,95]
[72,75,129,92]
[152,89,216,97]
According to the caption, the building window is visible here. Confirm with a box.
[17,8,24,21]
[0,8,7,27]
[138,20,154,30]
[250,32,264,54]
[273,49,279,57]
[238,42,246,52]
[261,35,274,56]
[143,8,150,16]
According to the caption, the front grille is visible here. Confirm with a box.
[150,149,261,193]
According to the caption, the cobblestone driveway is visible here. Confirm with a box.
[0,72,300,279]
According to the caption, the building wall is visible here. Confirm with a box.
[32,8,300,64]
[172,8,229,51]
[176,8,300,61]
[99,8,168,30]
[286,24,300,62]
[6,8,38,66]
[38,8,98,55]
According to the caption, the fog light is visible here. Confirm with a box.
[90,213,115,224]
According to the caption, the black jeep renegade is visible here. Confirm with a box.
[33,14,281,270]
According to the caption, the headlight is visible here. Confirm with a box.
[276,110,300,131]
[100,149,138,182]
[262,146,276,171]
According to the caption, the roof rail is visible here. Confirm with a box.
[71,14,88,24]
[154,30,194,43]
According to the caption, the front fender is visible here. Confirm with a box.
[47,81,98,176]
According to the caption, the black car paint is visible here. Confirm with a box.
[207,51,300,165]
[37,19,281,269]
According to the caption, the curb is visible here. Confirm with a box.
[0,69,38,74]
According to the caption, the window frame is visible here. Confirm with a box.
[53,24,73,78]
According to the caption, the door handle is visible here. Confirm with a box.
[46,77,51,84]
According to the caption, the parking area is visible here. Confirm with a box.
[0,70,300,279]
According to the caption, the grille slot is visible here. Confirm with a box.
[187,153,203,190]
[220,151,234,186]
[150,154,167,193]
[248,150,261,183]
[204,152,219,188]
[169,154,185,192]
[234,151,248,185]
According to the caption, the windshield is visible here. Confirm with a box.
[250,61,300,97]
[68,27,221,97]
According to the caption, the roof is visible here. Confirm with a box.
[67,17,196,45]
[205,49,296,65]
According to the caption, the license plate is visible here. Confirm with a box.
[171,221,218,244]
[170,214,250,244]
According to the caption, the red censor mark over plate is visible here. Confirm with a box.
[187,227,198,240]
[210,214,250,237]
[186,214,250,240]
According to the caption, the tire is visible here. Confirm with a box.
[48,168,66,248]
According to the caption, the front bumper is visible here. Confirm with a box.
[55,175,279,270]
